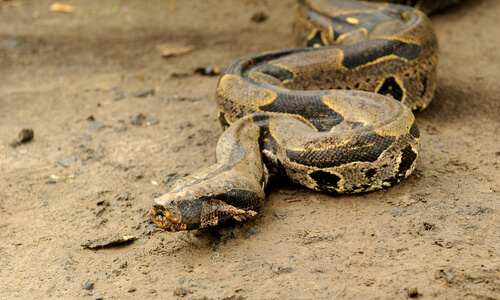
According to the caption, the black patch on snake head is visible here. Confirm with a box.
[214,189,263,212]
[310,171,341,192]
[396,145,417,179]
[376,76,404,101]
[174,198,206,226]
[409,121,420,139]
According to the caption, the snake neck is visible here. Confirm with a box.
[151,115,268,231]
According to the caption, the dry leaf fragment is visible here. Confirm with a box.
[161,45,195,58]
[50,2,76,13]
[82,235,138,249]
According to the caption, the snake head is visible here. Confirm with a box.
[150,192,199,232]
[151,190,258,232]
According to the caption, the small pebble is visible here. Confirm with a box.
[173,287,189,297]
[130,113,146,126]
[58,154,77,167]
[9,128,34,147]
[18,128,34,143]
[274,210,287,219]
[88,121,104,131]
[81,280,94,290]
[145,116,159,126]
[408,286,418,298]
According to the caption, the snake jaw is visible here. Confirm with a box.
[151,195,191,232]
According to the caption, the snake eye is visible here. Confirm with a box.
[152,207,165,220]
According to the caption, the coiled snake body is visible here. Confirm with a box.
[151,0,452,231]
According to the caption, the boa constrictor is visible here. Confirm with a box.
[151,0,455,231]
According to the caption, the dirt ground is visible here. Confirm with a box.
[1,0,499,298]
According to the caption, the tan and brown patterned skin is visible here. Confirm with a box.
[151,0,442,231]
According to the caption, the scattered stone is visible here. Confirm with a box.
[273,210,287,219]
[195,65,221,76]
[130,113,146,126]
[18,128,34,143]
[173,287,189,297]
[130,172,143,181]
[81,279,94,290]
[459,207,485,216]
[87,115,95,121]
[58,154,77,167]
[81,235,138,249]
[131,90,155,98]
[115,125,128,132]
[407,286,418,298]
[88,121,104,131]
[128,287,136,293]
[110,87,126,101]
[435,269,455,283]
[82,135,92,141]
[273,266,292,274]
[145,116,159,126]
[245,226,260,239]
[116,193,132,201]
[10,128,34,147]
[251,11,268,22]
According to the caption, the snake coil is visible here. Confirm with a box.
[151,0,444,231]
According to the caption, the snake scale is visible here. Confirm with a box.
[151,0,457,231]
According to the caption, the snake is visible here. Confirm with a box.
[151,0,457,231]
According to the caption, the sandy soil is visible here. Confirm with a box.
[1,0,499,298]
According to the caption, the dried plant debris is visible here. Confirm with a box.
[81,235,138,250]
[49,2,76,13]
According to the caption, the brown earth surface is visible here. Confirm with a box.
[1,0,499,298]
